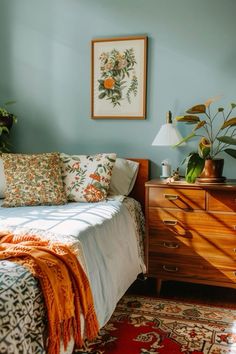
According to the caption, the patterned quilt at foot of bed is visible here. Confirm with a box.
[0,260,46,354]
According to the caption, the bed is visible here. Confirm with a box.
[0,155,149,354]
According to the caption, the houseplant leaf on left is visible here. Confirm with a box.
[0,101,17,152]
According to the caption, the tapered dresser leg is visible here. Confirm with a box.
[156,279,162,296]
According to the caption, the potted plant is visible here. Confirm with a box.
[0,101,17,152]
[174,97,236,183]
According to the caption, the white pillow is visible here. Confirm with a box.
[109,158,139,196]
[0,158,6,198]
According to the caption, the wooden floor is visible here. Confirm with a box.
[128,276,236,308]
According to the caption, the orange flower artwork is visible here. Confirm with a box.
[91,36,147,119]
[103,77,115,90]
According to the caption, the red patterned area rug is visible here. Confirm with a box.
[75,295,236,354]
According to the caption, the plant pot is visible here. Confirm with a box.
[197,158,226,183]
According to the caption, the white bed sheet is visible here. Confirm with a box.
[0,197,144,353]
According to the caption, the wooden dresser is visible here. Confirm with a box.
[145,179,236,293]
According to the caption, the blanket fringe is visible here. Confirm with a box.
[0,232,99,354]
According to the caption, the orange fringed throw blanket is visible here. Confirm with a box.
[0,232,99,354]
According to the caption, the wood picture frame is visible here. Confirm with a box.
[91,36,147,119]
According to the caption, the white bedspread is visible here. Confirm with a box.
[0,197,144,353]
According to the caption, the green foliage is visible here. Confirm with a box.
[0,101,17,152]
[224,148,236,158]
[174,132,196,146]
[175,97,236,182]
[184,153,205,183]
[126,75,138,104]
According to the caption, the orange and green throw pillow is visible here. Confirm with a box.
[2,152,67,207]
[60,153,116,202]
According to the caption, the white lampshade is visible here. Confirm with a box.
[152,111,185,146]
[152,123,184,146]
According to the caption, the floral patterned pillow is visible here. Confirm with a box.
[2,152,67,207]
[60,153,116,202]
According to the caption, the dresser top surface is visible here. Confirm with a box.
[145,178,236,191]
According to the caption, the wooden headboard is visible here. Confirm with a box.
[128,158,150,210]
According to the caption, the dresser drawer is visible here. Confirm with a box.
[148,254,236,283]
[208,190,236,212]
[148,208,236,238]
[149,233,236,261]
[148,187,206,210]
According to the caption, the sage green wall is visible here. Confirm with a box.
[0,0,236,178]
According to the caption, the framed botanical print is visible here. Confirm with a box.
[91,36,148,119]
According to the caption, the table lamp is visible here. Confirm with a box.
[152,111,184,177]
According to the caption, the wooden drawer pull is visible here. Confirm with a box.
[164,194,179,200]
[163,265,179,272]
[163,241,179,249]
[163,220,177,226]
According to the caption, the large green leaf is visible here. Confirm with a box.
[173,132,196,147]
[224,148,236,158]
[217,136,236,145]
[185,153,205,183]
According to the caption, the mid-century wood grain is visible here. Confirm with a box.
[148,209,236,237]
[148,254,236,285]
[208,190,236,212]
[145,179,236,293]
[148,187,206,210]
